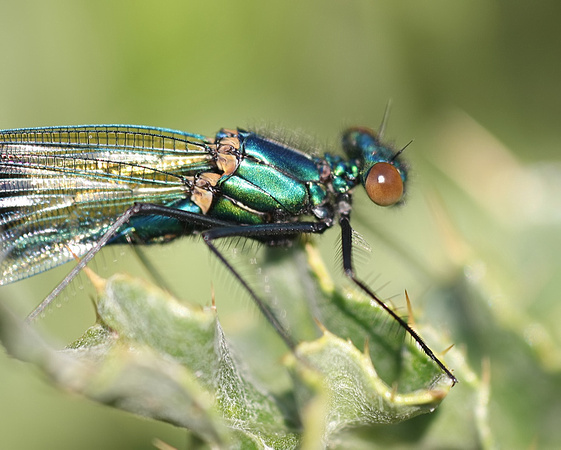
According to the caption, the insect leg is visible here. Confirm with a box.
[26,203,234,322]
[338,213,457,385]
[201,221,330,350]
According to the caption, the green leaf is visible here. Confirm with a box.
[0,238,454,448]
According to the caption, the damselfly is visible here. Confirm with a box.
[0,122,456,384]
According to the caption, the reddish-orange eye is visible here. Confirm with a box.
[364,162,404,206]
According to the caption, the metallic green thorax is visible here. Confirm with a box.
[210,130,333,224]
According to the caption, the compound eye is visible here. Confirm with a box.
[365,162,404,206]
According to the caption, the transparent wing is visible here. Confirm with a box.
[0,125,216,284]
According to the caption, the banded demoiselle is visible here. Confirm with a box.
[0,122,456,385]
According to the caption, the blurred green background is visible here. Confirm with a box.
[1,1,560,448]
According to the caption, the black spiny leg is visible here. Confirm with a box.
[201,221,330,350]
[26,202,236,322]
[338,213,457,385]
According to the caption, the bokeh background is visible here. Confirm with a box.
[1,1,560,448]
